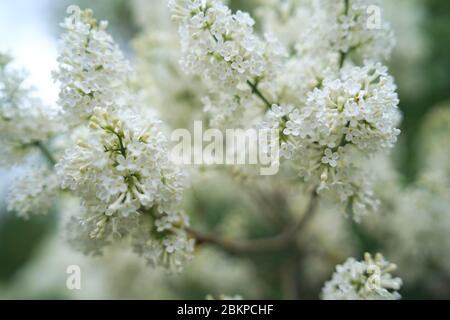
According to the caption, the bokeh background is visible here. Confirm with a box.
[0,0,449,299]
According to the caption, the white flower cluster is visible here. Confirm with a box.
[326,0,396,61]
[322,253,402,300]
[57,108,184,216]
[0,53,59,165]
[56,107,193,271]
[169,0,282,89]
[53,5,130,125]
[170,0,401,220]
[259,0,395,62]
[52,6,193,271]
[6,166,59,219]
[281,62,400,220]
[255,0,396,107]
[169,0,285,126]
[285,62,400,155]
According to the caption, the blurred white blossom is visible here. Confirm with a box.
[258,0,395,61]
[53,6,131,125]
[52,6,193,271]
[6,166,59,219]
[322,253,402,300]
[0,53,60,166]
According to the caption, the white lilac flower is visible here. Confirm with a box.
[257,104,290,158]
[329,0,396,61]
[51,6,194,271]
[288,142,381,222]
[53,5,130,125]
[258,0,395,62]
[65,212,114,256]
[275,55,340,107]
[56,107,192,270]
[202,92,253,128]
[279,62,400,220]
[131,214,195,271]
[6,166,59,219]
[169,0,283,91]
[321,253,402,300]
[285,62,401,155]
[0,53,59,165]
[56,106,185,217]
[169,0,285,126]
[257,0,333,56]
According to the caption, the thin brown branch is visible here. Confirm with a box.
[187,190,319,255]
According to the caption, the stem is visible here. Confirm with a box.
[205,27,275,112]
[339,51,347,69]
[103,127,127,158]
[344,0,350,15]
[187,190,318,255]
[247,80,274,111]
[34,141,56,167]
[338,0,350,69]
